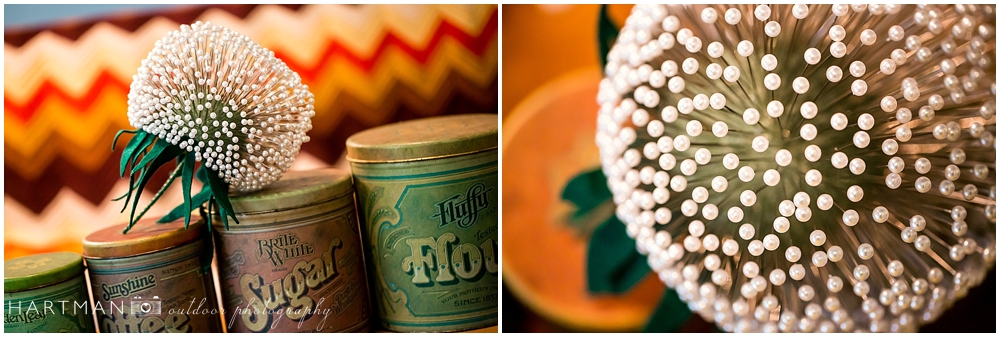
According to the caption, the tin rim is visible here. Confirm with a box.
[345,114,498,163]
[347,146,498,164]
[82,218,206,259]
[4,252,85,292]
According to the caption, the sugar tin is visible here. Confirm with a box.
[212,168,372,332]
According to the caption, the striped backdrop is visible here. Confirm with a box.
[4,4,498,259]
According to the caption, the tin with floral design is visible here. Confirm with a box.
[83,218,222,333]
[4,252,96,333]
[347,114,499,332]
[212,168,372,333]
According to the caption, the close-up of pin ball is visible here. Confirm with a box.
[595,4,996,333]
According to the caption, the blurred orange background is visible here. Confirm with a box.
[499,4,995,333]
[501,4,670,333]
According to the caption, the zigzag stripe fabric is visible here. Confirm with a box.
[4,4,498,258]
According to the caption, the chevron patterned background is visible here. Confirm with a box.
[4,4,498,259]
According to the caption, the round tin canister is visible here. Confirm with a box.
[346,114,499,332]
[212,168,372,333]
[4,252,96,333]
[82,218,222,333]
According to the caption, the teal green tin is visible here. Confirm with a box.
[347,114,498,332]
[3,252,96,333]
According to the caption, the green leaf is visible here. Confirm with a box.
[218,201,230,230]
[560,167,615,237]
[561,167,612,213]
[111,129,137,151]
[202,196,214,233]
[158,185,211,224]
[114,132,154,209]
[642,288,692,332]
[131,157,185,225]
[117,167,145,212]
[598,4,620,69]
[180,152,196,229]
[124,140,183,233]
[198,223,215,274]
[196,165,209,183]
[204,167,239,225]
[120,131,152,177]
[586,215,650,293]
[112,169,140,202]
[130,138,169,175]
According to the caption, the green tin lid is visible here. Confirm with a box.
[83,217,206,258]
[228,168,354,214]
[5,252,84,292]
[346,114,498,163]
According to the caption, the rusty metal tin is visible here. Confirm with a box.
[82,218,222,333]
[212,168,372,333]
[4,252,96,332]
[346,114,499,332]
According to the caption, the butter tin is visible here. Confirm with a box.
[83,218,222,333]
[346,114,499,332]
[212,168,372,332]
[4,252,96,332]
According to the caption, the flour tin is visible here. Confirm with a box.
[83,218,221,333]
[4,252,96,333]
[346,114,499,332]
[212,168,371,333]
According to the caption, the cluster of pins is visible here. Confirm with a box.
[127,21,315,192]
[596,4,996,333]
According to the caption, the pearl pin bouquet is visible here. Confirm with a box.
[113,21,314,232]
[595,4,995,332]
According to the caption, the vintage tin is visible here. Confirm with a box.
[346,114,499,332]
[83,218,222,333]
[212,168,372,333]
[4,252,96,333]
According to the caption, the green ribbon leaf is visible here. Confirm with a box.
[586,215,650,293]
[561,167,615,237]
[598,4,620,69]
[562,167,612,213]
[124,139,183,233]
[113,131,153,208]
[111,129,137,151]
[642,288,692,332]
[196,164,209,183]
[199,198,213,233]
[131,156,185,226]
[180,152,196,229]
[120,131,152,177]
[158,185,211,224]
[130,138,169,175]
[112,173,143,202]
[218,201,230,230]
[204,166,239,227]
[198,222,215,274]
